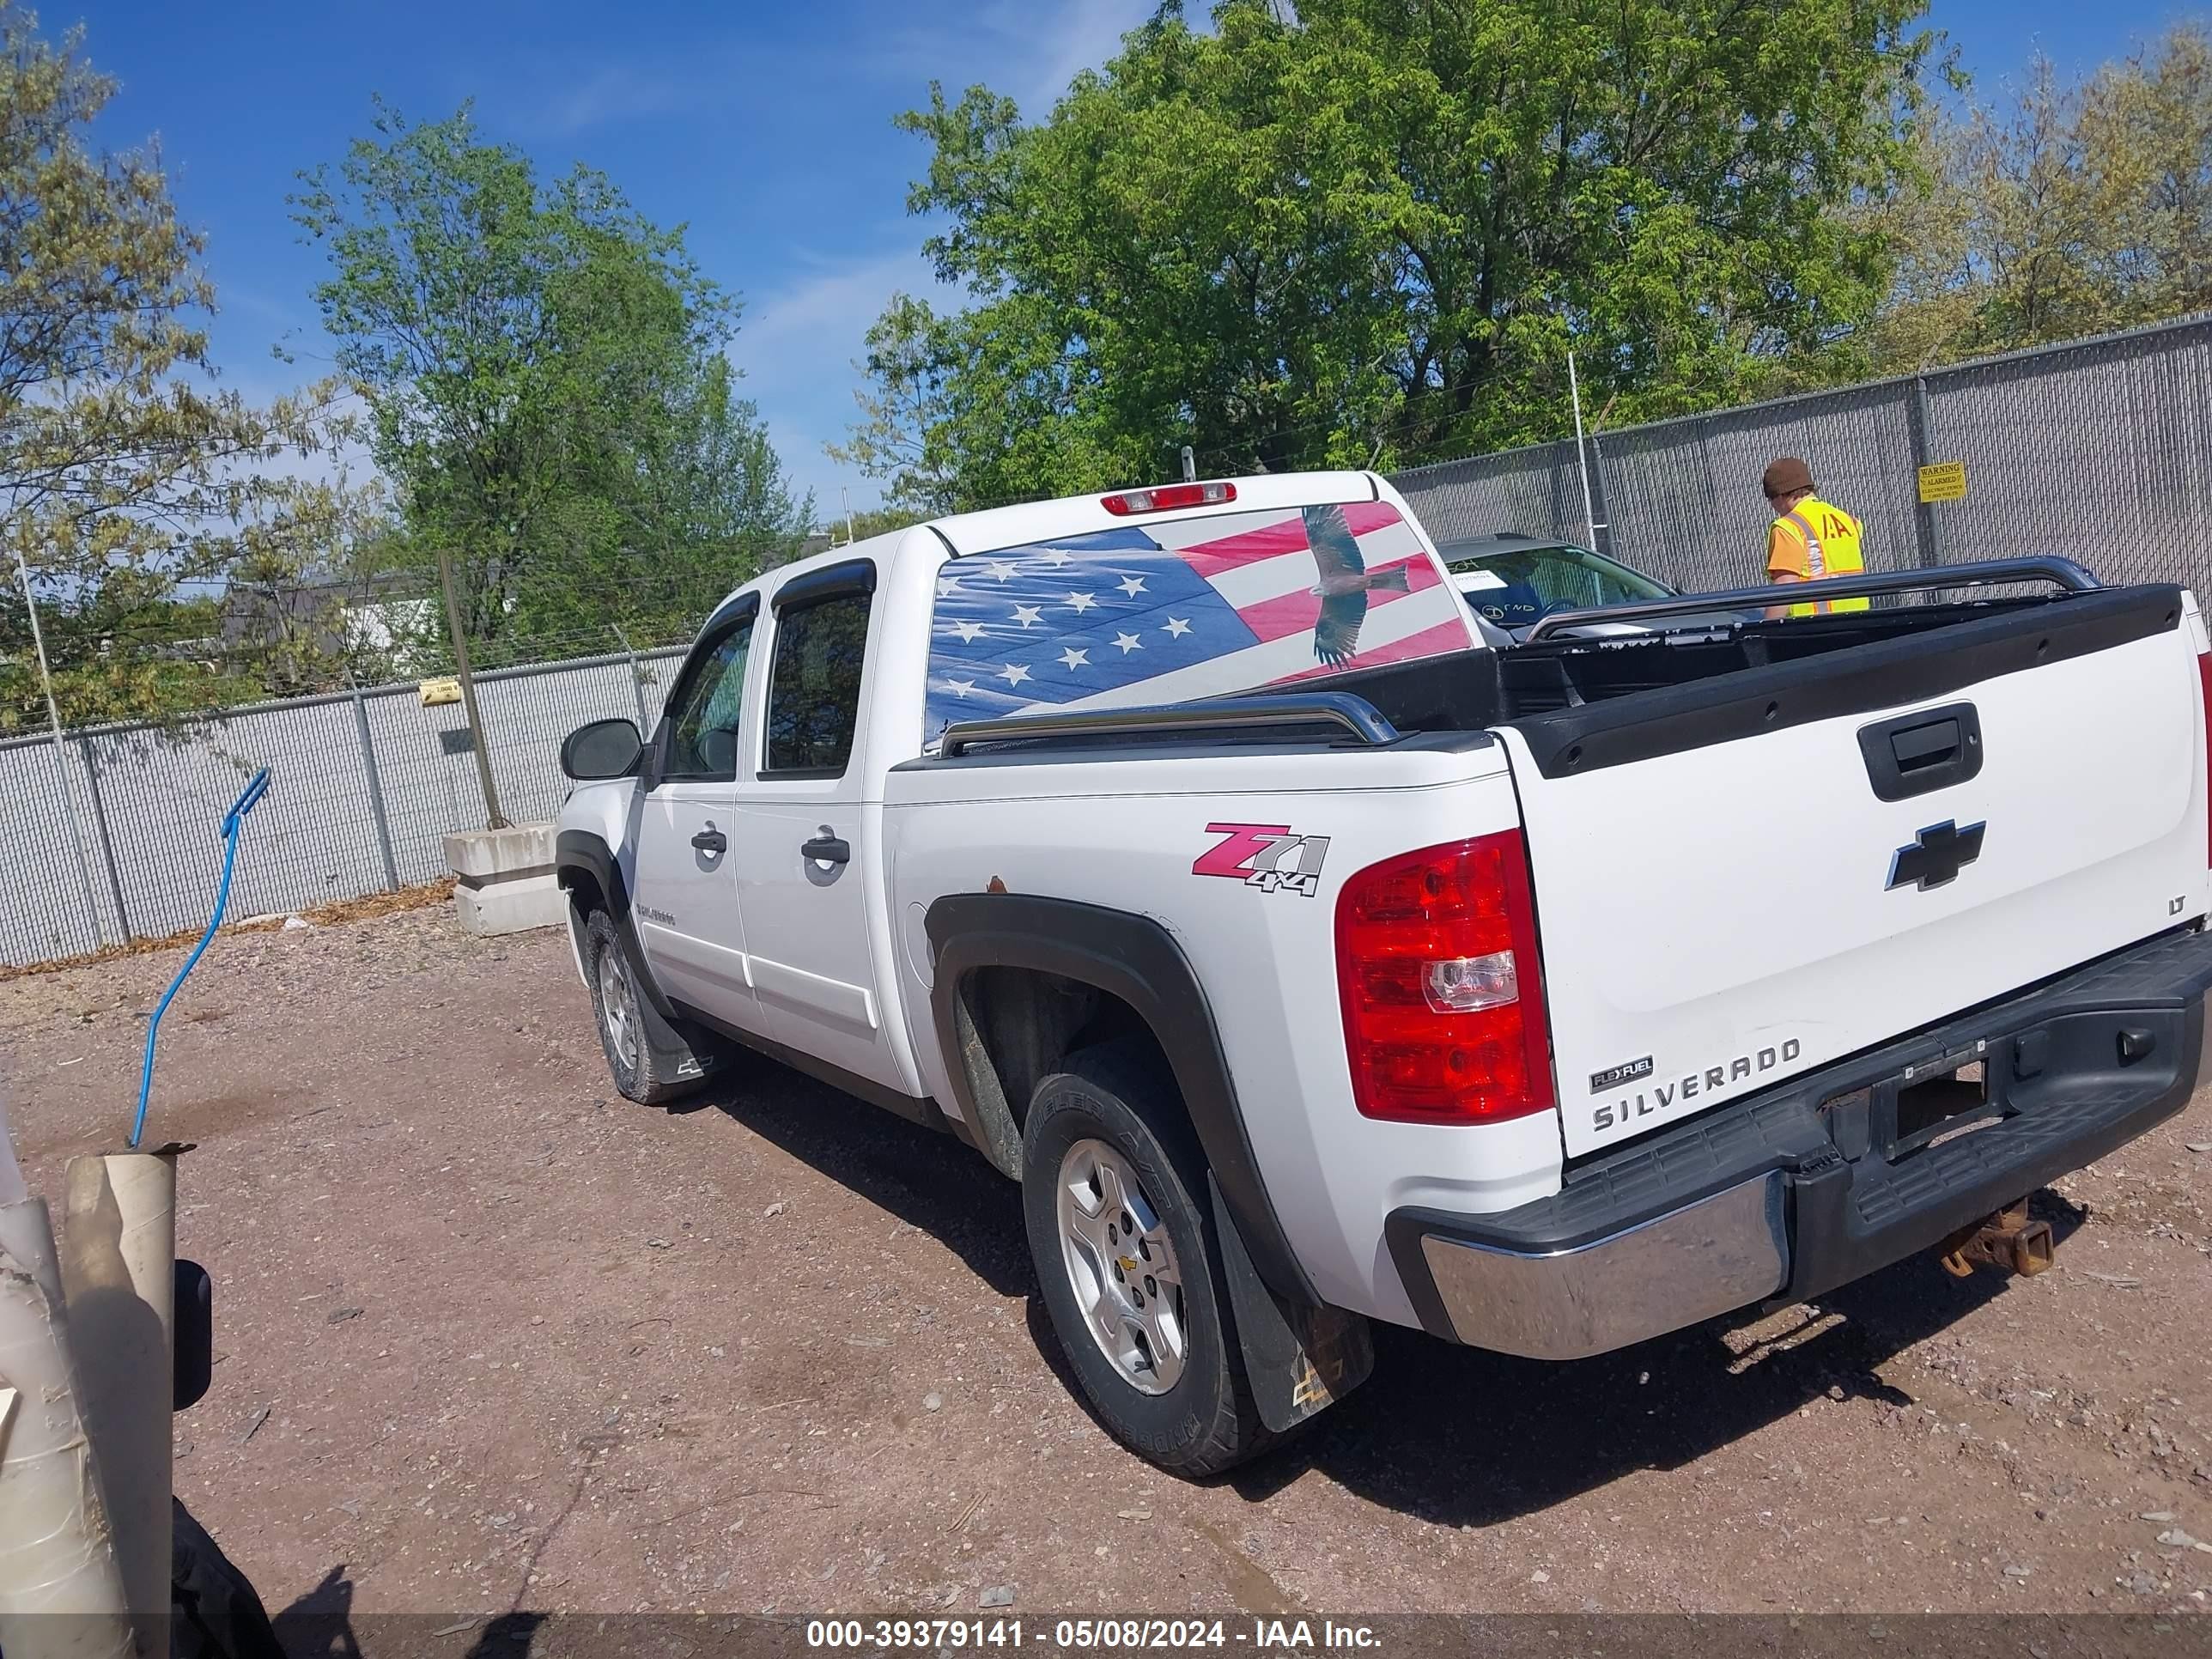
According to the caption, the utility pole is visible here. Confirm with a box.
[10,541,105,945]
[434,545,506,830]
[1181,445,1196,483]
[842,486,856,547]
[1567,351,1601,555]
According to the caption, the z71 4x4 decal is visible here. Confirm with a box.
[1192,822,1332,897]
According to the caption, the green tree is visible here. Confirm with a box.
[294,103,811,661]
[834,504,926,544]
[1868,58,2103,365]
[0,1,361,731]
[840,0,1935,511]
[1866,27,2212,368]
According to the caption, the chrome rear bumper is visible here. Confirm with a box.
[1385,926,2212,1361]
[1416,1174,1787,1360]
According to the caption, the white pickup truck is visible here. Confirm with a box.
[554,470,2212,1475]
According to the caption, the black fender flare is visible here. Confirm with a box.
[555,829,678,1024]
[924,891,1318,1309]
[556,828,725,1083]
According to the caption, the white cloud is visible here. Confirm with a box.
[489,0,1158,148]
[465,3,1159,517]
[1005,0,1162,114]
[507,61,722,140]
[735,245,951,516]
[741,247,939,369]
[480,35,817,142]
[738,1,1158,518]
[540,65,698,138]
[866,0,1158,116]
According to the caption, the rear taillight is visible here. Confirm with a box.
[1334,831,1555,1125]
[2199,651,2212,864]
[1100,480,1236,516]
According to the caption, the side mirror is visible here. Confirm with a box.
[696,726,738,778]
[175,1258,211,1413]
[562,717,644,781]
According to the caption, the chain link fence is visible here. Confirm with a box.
[0,642,684,968]
[8,317,2212,968]
[1389,313,2212,600]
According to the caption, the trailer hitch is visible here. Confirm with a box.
[1936,1200,2054,1279]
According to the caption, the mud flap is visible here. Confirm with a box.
[611,914,722,1085]
[637,989,720,1085]
[568,888,720,1088]
[1209,1173,1372,1432]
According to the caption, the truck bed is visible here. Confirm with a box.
[905,577,2209,1164]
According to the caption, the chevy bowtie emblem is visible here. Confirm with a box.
[1887,819,1986,891]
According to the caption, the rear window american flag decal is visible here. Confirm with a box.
[923,500,1474,745]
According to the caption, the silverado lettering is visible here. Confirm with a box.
[1592,1039,1804,1132]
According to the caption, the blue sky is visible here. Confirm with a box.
[69,0,2205,520]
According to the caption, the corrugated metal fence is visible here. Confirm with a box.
[8,314,2212,967]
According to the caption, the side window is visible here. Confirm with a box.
[660,619,754,781]
[764,592,872,775]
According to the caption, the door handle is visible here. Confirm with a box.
[800,828,850,866]
[1856,702,1984,802]
[691,823,727,854]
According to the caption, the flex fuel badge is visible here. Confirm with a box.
[1192,822,1332,897]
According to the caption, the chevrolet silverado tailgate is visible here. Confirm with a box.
[1498,589,2209,1158]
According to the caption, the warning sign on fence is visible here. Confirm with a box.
[419,677,462,708]
[1917,460,1967,503]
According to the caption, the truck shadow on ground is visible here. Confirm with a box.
[676,1058,1034,1298]
[680,1055,2089,1528]
[1232,1188,2090,1525]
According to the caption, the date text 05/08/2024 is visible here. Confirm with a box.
[805,1620,1382,1651]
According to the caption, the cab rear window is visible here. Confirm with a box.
[922,500,1472,745]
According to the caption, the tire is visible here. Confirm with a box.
[583,906,709,1106]
[1021,1040,1273,1476]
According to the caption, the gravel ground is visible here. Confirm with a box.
[3,905,2210,1628]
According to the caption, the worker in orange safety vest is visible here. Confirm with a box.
[1761,456,1870,620]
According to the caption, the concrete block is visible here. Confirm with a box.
[452,871,568,935]
[442,821,556,881]
[444,822,564,935]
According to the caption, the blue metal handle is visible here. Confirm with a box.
[223,769,270,837]
[130,768,272,1149]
